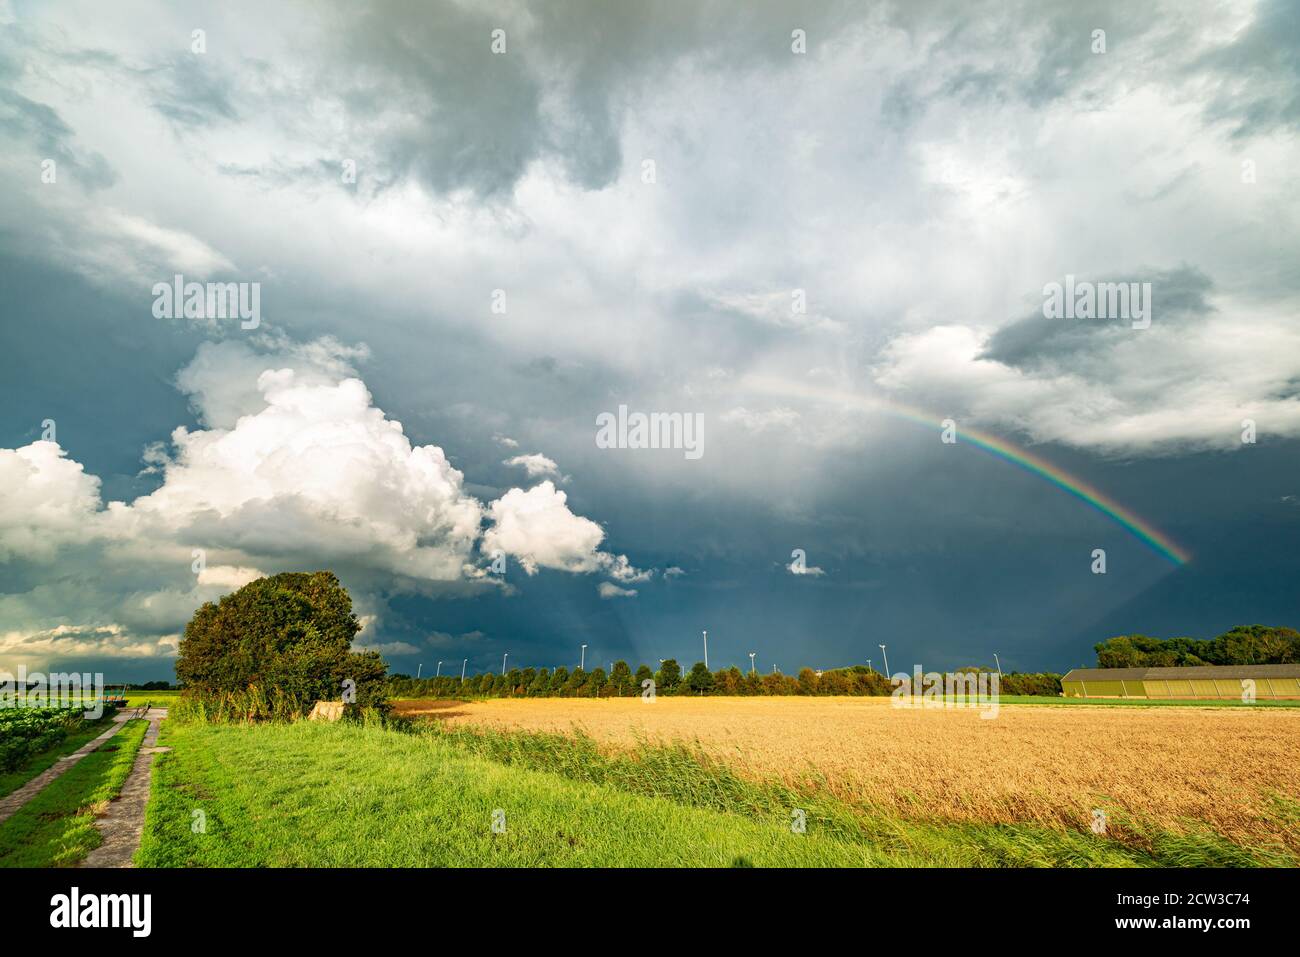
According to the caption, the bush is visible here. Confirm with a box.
[1001,672,1063,696]
[176,571,387,718]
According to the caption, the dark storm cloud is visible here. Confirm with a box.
[334,0,543,197]
[0,257,207,495]
[3,0,1298,682]
[215,157,350,192]
[150,55,240,128]
[1190,0,1300,137]
[318,0,1297,204]
[0,26,119,189]
[878,0,1167,127]
[980,266,1215,371]
[0,88,116,189]
[322,0,858,197]
[0,30,117,193]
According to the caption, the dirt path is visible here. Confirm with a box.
[0,714,131,827]
[82,708,169,869]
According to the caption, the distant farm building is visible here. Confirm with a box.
[1061,665,1300,700]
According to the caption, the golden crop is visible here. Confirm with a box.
[398,696,1300,852]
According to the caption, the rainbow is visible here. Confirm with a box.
[743,377,1190,566]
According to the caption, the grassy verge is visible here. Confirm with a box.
[0,719,148,867]
[1000,695,1300,708]
[0,716,118,800]
[420,722,1289,867]
[139,718,1288,867]
[139,721,900,867]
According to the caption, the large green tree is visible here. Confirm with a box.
[634,664,654,695]
[609,660,633,696]
[177,571,387,708]
[529,668,551,696]
[685,661,714,693]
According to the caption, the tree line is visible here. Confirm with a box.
[1094,625,1300,668]
[173,572,1295,715]
[387,662,1065,699]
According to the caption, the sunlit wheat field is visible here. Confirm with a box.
[396,696,1300,855]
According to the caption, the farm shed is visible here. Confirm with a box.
[1061,664,1300,700]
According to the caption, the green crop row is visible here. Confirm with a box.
[0,707,87,772]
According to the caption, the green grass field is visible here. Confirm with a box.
[136,718,1284,868]
[0,719,148,867]
[122,690,182,708]
[139,721,899,867]
[0,715,119,800]
[1000,695,1300,708]
[1,690,181,710]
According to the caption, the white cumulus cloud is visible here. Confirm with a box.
[503,452,561,480]
[481,481,646,582]
[598,582,637,599]
[0,338,647,667]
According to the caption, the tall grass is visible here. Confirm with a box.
[169,686,394,726]
[168,686,313,724]
[418,721,1296,867]
[427,696,1300,856]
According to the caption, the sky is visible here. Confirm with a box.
[1,0,1298,683]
